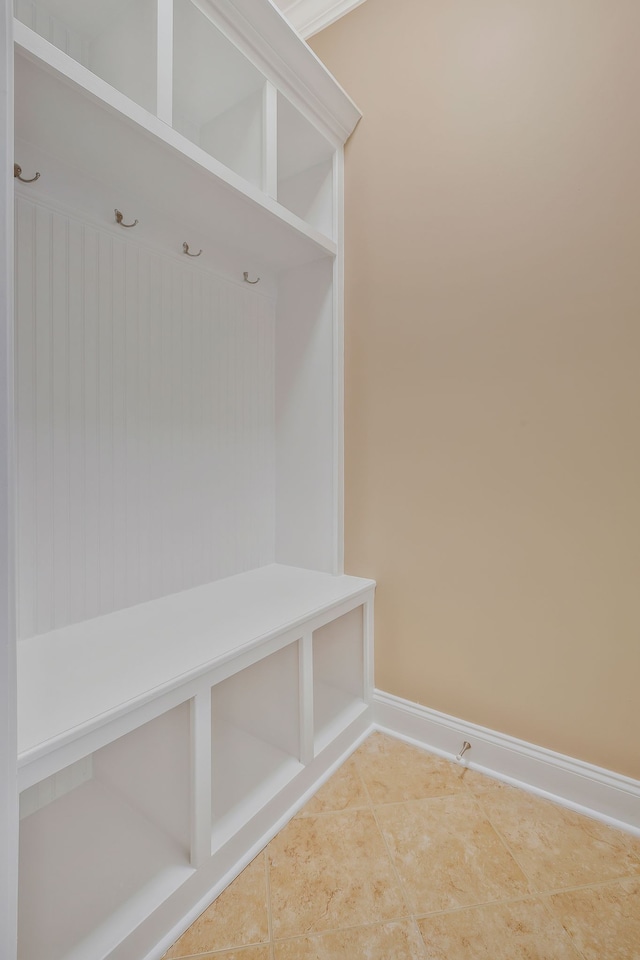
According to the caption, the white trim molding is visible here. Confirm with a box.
[374,690,640,837]
[277,0,370,39]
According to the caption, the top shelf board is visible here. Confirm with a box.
[14,38,337,273]
[18,564,375,765]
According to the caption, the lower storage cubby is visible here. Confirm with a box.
[18,703,194,960]
[211,642,304,849]
[15,568,374,960]
[313,605,367,753]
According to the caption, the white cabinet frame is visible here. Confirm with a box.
[3,2,370,958]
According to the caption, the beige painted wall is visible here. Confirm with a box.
[310,0,640,779]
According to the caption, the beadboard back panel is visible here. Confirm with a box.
[15,196,276,640]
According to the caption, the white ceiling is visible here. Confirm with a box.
[273,0,369,39]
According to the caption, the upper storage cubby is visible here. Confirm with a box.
[14,0,157,113]
[173,0,265,189]
[277,92,335,238]
[13,0,361,261]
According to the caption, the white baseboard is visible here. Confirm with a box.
[373,689,640,837]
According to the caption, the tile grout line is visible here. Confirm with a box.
[536,872,640,899]
[408,871,640,922]
[351,747,423,947]
[166,937,272,960]
[413,890,553,921]
[441,767,634,960]
[358,741,586,954]
[355,734,560,954]
[353,746,429,958]
[465,785,592,960]
[538,893,589,960]
[295,802,370,819]
[466,789,542,894]
[271,915,431,948]
[470,788,640,898]
[420,762,591,959]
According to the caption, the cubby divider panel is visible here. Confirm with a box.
[18,703,193,960]
[14,0,158,113]
[211,642,303,848]
[313,606,366,753]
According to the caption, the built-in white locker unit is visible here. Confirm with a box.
[3,3,375,958]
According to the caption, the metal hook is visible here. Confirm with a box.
[243,271,260,284]
[183,242,202,258]
[115,209,138,228]
[14,164,40,184]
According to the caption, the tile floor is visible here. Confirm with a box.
[163,732,640,959]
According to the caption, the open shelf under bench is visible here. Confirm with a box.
[17,564,374,960]
[18,563,375,780]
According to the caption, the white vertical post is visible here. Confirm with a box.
[156,0,173,125]
[299,633,314,764]
[363,596,375,704]
[332,145,345,575]
[0,4,18,957]
[190,687,212,867]
[263,81,278,199]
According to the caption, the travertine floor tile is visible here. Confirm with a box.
[417,898,582,959]
[267,808,408,939]
[353,733,466,804]
[296,756,369,817]
[547,878,640,960]
[274,920,427,959]
[469,779,640,890]
[163,853,269,958]
[164,735,640,960]
[190,948,272,960]
[375,793,531,914]
[459,767,509,794]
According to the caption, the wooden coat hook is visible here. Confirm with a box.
[14,164,40,183]
[183,242,202,257]
[243,271,260,284]
[115,209,138,228]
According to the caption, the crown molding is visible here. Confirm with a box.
[278,0,370,39]
[196,0,362,144]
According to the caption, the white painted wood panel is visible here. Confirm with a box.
[276,257,336,572]
[15,196,276,639]
[95,702,191,854]
[0,4,17,953]
[313,605,365,752]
